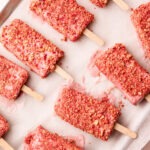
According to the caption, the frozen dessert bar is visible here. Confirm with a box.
[1,19,64,78]
[131,2,150,58]
[93,43,150,104]
[0,55,28,100]
[30,0,94,41]
[24,125,82,150]
[55,86,121,141]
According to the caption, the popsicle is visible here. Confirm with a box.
[92,43,150,105]
[0,114,13,150]
[24,125,82,150]
[0,19,72,80]
[55,85,137,140]
[0,55,43,101]
[30,0,104,46]
[90,0,130,10]
[131,2,150,58]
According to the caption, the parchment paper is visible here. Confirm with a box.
[0,0,149,149]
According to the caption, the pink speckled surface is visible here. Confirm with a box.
[0,0,149,150]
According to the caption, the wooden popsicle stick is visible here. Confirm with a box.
[145,95,150,103]
[21,85,44,101]
[83,29,104,46]
[0,138,14,150]
[114,123,137,139]
[113,0,130,10]
[55,65,74,81]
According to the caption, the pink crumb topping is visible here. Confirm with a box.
[94,43,150,105]
[0,19,64,78]
[30,0,94,41]
[0,115,9,138]
[55,86,121,141]
[90,0,108,8]
[24,125,82,150]
[0,56,28,100]
[131,2,150,58]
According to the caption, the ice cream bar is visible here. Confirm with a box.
[30,0,94,41]
[0,115,9,138]
[0,19,64,78]
[93,43,150,105]
[0,55,28,100]
[131,2,150,58]
[55,86,121,141]
[24,125,82,150]
[90,0,108,8]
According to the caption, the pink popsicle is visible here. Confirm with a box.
[92,43,150,105]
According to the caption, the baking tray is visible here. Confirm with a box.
[0,0,21,26]
[0,0,150,149]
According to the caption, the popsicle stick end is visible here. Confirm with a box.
[21,85,44,101]
[55,65,74,81]
[114,123,137,139]
[113,0,130,11]
[83,29,104,46]
[0,138,14,150]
